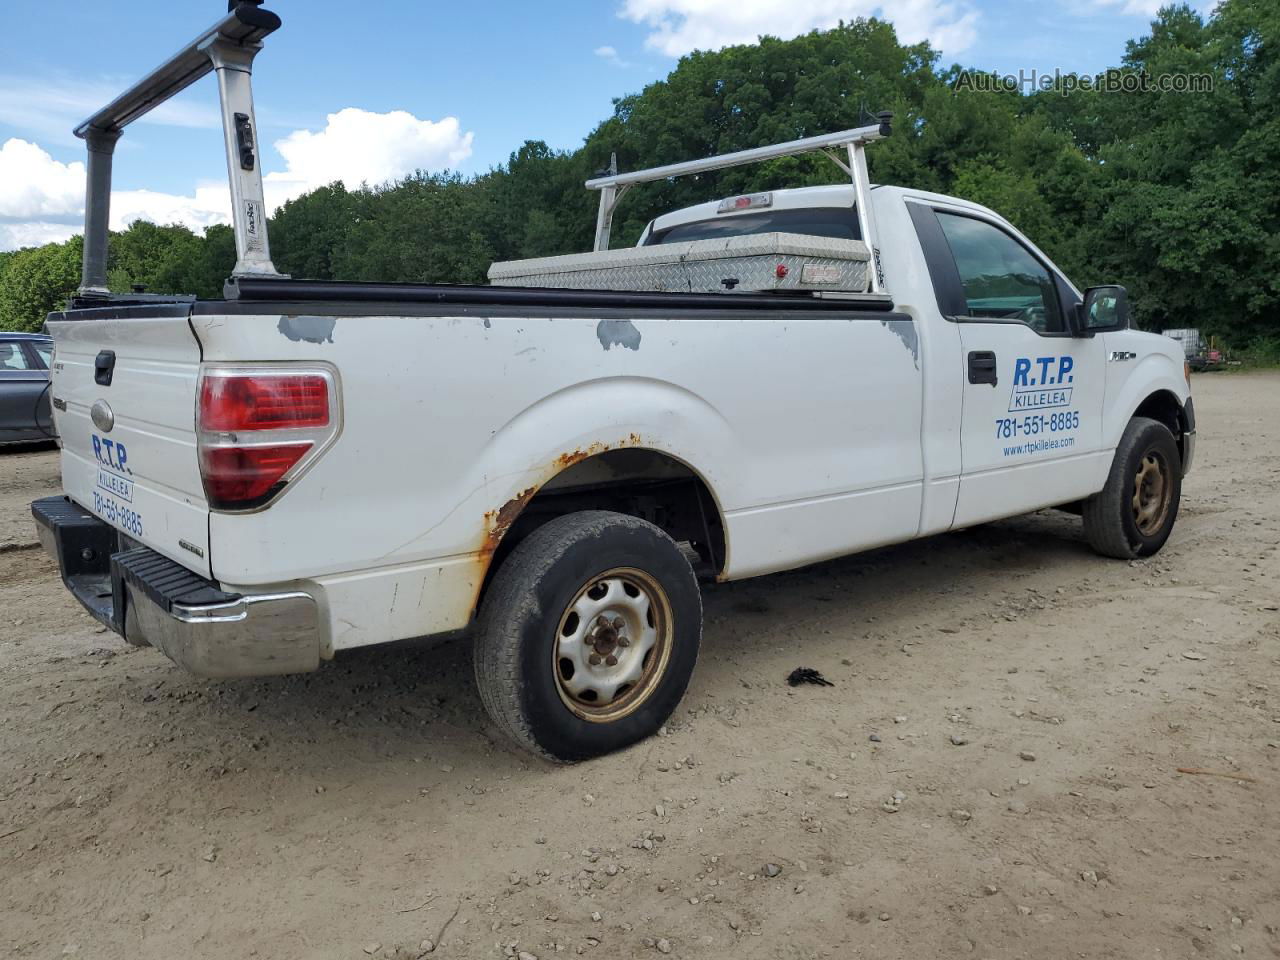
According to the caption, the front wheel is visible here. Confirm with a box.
[474,511,702,762]
[1083,416,1182,559]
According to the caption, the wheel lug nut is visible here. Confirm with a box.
[612,617,624,629]
[605,655,618,667]
[588,653,602,666]
[618,638,630,647]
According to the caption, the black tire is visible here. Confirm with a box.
[474,511,702,762]
[1083,417,1182,559]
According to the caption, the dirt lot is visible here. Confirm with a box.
[0,442,57,551]
[2,374,1278,960]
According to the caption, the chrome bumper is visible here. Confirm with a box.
[32,495,321,679]
[126,584,320,679]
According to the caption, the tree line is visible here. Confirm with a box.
[1,0,1275,355]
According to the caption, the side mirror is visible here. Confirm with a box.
[1075,285,1129,336]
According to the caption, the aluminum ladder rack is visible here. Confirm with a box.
[584,114,893,294]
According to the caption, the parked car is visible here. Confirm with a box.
[34,4,1195,762]
[0,332,56,445]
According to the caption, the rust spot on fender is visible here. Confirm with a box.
[480,485,537,562]
[471,433,648,609]
[554,440,612,471]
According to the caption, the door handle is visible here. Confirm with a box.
[94,350,116,387]
[968,350,998,386]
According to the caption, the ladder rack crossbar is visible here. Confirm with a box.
[585,120,890,190]
[73,2,285,296]
[585,113,892,292]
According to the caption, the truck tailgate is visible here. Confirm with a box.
[48,310,211,578]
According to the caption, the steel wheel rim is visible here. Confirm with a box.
[552,567,674,723]
[1132,449,1172,536]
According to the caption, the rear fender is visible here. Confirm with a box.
[466,376,735,565]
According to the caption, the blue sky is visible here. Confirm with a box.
[0,0,1183,250]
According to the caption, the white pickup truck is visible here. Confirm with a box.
[33,3,1195,761]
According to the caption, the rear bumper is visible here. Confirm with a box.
[32,495,320,678]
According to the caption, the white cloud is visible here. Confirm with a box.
[1080,0,1160,12]
[0,107,476,251]
[0,221,81,251]
[110,185,231,233]
[619,0,979,56]
[263,107,474,208]
[0,138,231,252]
[1066,0,1214,16]
[594,45,632,67]
[0,139,84,219]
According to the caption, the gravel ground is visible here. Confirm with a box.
[1,373,1277,960]
[0,442,57,551]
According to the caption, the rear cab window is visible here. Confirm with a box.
[647,207,862,245]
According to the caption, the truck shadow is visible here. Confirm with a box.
[163,507,1097,777]
[0,440,58,454]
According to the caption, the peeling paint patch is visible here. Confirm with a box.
[278,315,336,344]
[597,319,642,352]
[880,318,919,368]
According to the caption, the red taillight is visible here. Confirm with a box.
[197,367,338,510]
[199,374,329,431]
[200,443,311,506]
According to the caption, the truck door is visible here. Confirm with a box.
[909,204,1107,526]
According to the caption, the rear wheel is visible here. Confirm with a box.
[1083,417,1181,558]
[474,511,701,761]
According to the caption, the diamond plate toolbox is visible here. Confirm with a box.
[488,232,871,294]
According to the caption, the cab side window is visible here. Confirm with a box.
[936,212,1064,334]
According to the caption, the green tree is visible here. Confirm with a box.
[1,1,1275,348]
[327,171,499,284]
[487,141,597,259]
[0,237,82,332]
[107,221,206,296]
[579,19,944,245]
[270,182,359,280]
[952,160,1056,243]
[186,224,237,298]
[1060,0,1280,336]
